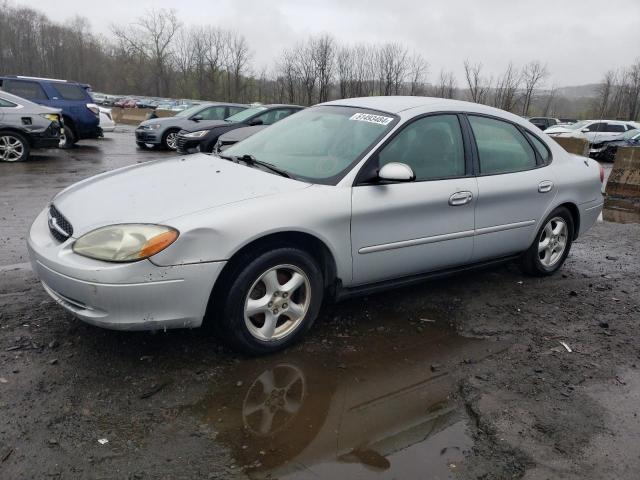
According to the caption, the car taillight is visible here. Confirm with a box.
[86,103,100,116]
[599,162,605,183]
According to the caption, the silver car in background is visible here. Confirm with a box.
[27,97,604,354]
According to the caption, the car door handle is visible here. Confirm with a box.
[538,180,554,193]
[449,191,473,206]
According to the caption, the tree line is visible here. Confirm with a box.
[0,2,638,120]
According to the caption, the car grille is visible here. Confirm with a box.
[48,205,73,242]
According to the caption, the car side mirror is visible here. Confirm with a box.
[249,118,264,126]
[192,115,203,122]
[581,128,589,133]
[378,162,415,182]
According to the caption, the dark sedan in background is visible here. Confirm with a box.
[135,102,247,150]
[176,104,304,154]
[213,125,267,153]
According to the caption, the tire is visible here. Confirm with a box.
[214,247,324,355]
[161,129,179,150]
[59,125,76,149]
[521,207,574,276]
[0,130,30,162]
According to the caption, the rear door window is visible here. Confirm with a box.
[525,131,551,164]
[2,80,48,100]
[469,115,537,175]
[52,83,88,100]
[605,123,626,133]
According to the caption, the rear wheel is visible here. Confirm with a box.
[521,207,574,276]
[214,247,324,355]
[0,131,30,162]
[162,129,179,150]
[59,125,76,149]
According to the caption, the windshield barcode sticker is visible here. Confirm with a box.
[349,113,394,125]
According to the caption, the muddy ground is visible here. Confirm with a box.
[0,128,638,480]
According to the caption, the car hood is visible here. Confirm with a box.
[180,119,232,133]
[220,125,267,142]
[52,154,310,236]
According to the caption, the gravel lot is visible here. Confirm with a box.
[1,127,639,479]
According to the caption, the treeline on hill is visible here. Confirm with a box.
[1,2,639,120]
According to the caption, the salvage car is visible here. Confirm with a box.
[0,90,61,162]
[27,97,604,354]
[545,119,637,144]
[176,104,304,154]
[590,128,640,162]
[135,102,247,150]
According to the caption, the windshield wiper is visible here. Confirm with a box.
[234,154,292,178]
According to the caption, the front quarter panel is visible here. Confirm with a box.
[151,184,354,284]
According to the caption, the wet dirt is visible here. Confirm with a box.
[1,130,639,479]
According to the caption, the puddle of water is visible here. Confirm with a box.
[182,323,505,479]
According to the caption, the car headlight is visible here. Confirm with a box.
[183,130,210,138]
[73,224,179,262]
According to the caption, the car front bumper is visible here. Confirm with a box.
[135,129,161,144]
[176,134,201,154]
[27,207,225,331]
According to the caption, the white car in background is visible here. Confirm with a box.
[99,107,115,133]
[545,120,637,144]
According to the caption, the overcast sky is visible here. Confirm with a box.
[19,0,640,86]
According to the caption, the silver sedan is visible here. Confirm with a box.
[28,97,604,354]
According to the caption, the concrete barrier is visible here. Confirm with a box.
[109,107,176,125]
[604,146,640,213]
[553,136,590,156]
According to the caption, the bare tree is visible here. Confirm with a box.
[378,43,408,95]
[226,32,251,102]
[336,47,353,99]
[625,60,640,121]
[493,62,521,112]
[111,9,181,97]
[463,60,491,104]
[520,61,547,116]
[407,52,428,96]
[434,70,457,99]
[313,35,335,103]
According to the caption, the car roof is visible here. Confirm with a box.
[199,102,248,108]
[0,89,60,113]
[320,96,530,124]
[0,75,86,86]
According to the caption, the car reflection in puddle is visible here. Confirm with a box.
[183,325,508,479]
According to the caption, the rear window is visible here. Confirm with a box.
[2,80,48,100]
[52,83,88,101]
[525,132,551,164]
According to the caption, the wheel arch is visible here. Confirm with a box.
[212,230,339,303]
[556,201,580,240]
[0,127,32,146]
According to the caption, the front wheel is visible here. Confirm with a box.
[162,129,179,150]
[215,248,324,355]
[521,207,574,276]
[59,125,76,149]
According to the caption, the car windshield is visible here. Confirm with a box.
[225,106,267,122]
[175,104,202,117]
[565,120,590,130]
[223,105,398,185]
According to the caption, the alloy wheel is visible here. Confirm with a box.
[0,135,25,162]
[538,216,568,267]
[244,264,311,341]
[165,132,178,150]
